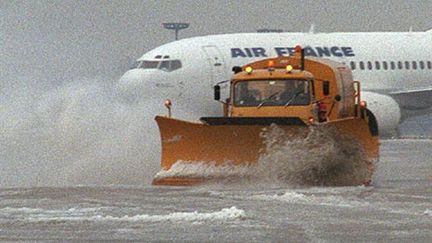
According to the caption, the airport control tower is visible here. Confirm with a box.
[163,22,190,40]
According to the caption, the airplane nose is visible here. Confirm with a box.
[118,69,149,88]
[116,69,158,99]
[116,68,176,102]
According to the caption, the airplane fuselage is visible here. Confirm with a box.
[118,32,432,135]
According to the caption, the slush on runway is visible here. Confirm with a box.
[0,139,431,241]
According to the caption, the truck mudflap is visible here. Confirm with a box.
[152,115,379,186]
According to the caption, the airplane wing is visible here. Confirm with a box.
[389,87,432,110]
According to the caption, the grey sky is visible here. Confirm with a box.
[1,0,432,80]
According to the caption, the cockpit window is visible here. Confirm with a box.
[170,60,182,70]
[140,61,159,69]
[132,58,182,72]
[159,61,170,70]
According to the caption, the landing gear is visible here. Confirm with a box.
[394,127,402,139]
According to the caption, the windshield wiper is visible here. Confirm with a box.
[284,90,303,107]
[258,92,279,108]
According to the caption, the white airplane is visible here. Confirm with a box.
[118,31,432,136]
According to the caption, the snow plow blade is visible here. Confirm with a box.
[152,115,379,186]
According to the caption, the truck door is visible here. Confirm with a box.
[202,45,226,85]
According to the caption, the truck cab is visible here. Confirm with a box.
[229,69,316,123]
[216,46,358,125]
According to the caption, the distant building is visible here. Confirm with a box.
[257,28,284,33]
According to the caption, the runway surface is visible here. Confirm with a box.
[0,139,431,242]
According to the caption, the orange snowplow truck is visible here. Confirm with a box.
[152,46,379,186]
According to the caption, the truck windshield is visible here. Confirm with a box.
[234,79,311,107]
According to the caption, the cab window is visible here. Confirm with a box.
[234,79,311,107]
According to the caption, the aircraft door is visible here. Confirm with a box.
[202,45,226,84]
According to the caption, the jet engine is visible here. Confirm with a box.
[361,91,401,136]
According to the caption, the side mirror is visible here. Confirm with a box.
[334,94,341,102]
[214,85,221,100]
